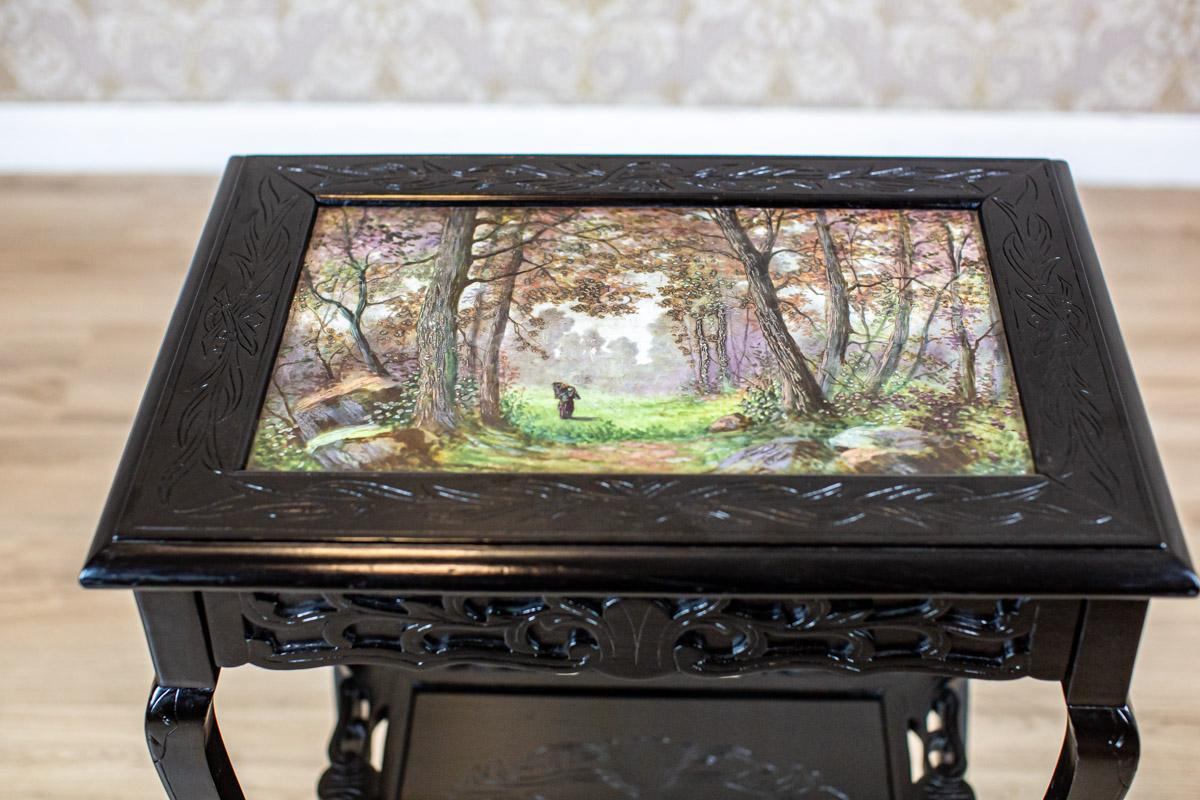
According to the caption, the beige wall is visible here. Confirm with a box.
[1,0,1197,111]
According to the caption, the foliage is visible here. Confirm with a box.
[738,375,784,425]
[248,204,1034,478]
[955,402,1035,474]
[248,417,318,471]
[365,372,420,427]
[455,374,480,409]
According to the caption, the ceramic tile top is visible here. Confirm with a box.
[247,206,1033,475]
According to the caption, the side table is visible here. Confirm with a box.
[82,155,1197,799]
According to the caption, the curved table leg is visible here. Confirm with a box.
[1043,600,1146,800]
[145,683,246,800]
[1045,704,1139,799]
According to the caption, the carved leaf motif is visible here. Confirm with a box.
[989,170,1125,506]
[277,158,1015,197]
[160,173,302,501]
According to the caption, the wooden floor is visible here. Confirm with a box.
[0,175,1196,799]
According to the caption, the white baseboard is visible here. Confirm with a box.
[1,103,1196,186]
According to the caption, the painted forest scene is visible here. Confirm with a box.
[247,205,1033,476]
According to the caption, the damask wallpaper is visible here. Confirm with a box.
[1,0,1196,112]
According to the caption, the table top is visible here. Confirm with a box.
[80,155,1197,597]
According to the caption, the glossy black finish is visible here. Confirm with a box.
[145,684,244,800]
[90,540,1200,597]
[139,593,242,800]
[80,155,1196,598]
[80,157,1193,800]
[323,665,973,800]
[208,593,1043,681]
[1045,600,1147,799]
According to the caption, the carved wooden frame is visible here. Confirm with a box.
[81,156,1196,598]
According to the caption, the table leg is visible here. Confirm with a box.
[318,666,385,800]
[137,591,245,800]
[146,684,246,800]
[1043,600,1146,800]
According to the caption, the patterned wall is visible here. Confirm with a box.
[2,0,1197,112]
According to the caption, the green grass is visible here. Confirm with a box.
[248,382,1037,476]
[428,389,759,473]
[503,388,742,444]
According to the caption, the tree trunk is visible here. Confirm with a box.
[306,309,337,382]
[464,283,487,380]
[712,208,831,417]
[312,345,336,382]
[902,275,955,387]
[991,336,1008,401]
[943,220,977,404]
[479,246,522,427]
[302,269,387,377]
[815,209,851,396]
[869,211,915,395]
[961,340,978,404]
[714,303,734,389]
[680,316,701,389]
[694,315,713,393]
[339,308,388,377]
[413,207,478,432]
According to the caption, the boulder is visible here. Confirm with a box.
[310,426,439,470]
[828,425,932,452]
[293,375,408,441]
[836,447,925,475]
[707,412,752,433]
[716,437,835,473]
[833,442,971,476]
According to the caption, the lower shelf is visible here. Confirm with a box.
[397,691,891,799]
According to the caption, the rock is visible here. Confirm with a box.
[310,426,439,470]
[836,447,923,475]
[833,443,971,475]
[828,425,932,452]
[707,412,752,433]
[293,375,408,441]
[716,437,835,473]
[826,424,974,474]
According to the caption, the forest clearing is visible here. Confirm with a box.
[247,205,1033,476]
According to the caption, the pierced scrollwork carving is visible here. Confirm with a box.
[318,667,382,800]
[235,593,1035,680]
[913,680,976,800]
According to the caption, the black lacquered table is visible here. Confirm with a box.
[82,155,1197,799]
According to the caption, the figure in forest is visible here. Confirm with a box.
[552,382,581,419]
